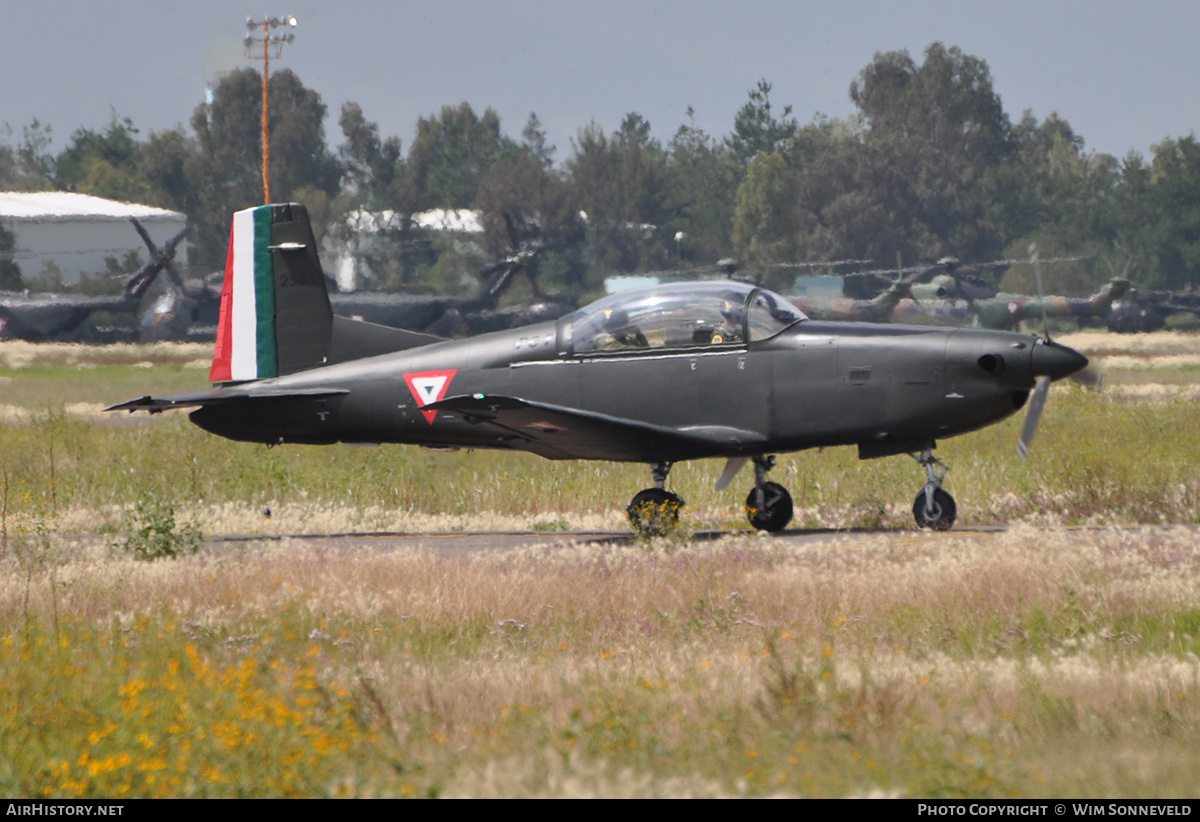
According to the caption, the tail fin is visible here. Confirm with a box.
[209,203,446,384]
[210,203,332,383]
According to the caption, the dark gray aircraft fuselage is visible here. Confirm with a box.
[190,316,1079,465]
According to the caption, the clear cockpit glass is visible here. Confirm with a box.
[746,288,807,342]
[567,281,805,355]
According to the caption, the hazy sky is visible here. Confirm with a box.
[3,0,1198,163]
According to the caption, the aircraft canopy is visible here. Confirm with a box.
[567,281,806,354]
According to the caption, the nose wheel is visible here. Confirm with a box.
[627,461,684,536]
[911,449,956,531]
[744,456,793,532]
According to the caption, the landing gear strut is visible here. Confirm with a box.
[745,455,793,532]
[911,449,956,531]
[627,461,684,536]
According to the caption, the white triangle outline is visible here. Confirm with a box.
[410,376,447,407]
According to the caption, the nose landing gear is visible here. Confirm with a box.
[911,449,956,530]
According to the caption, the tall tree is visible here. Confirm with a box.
[139,127,196,214]
[1142,136,1200,289]
[54,115,148,202]
[665,110,738,264]
[565,114,672,278]
[851,43,1010,163]
[0,223,23,290]
[793,42,1018,265]
[404,103,514,211]
[520,112,556,170]
[726,80,798,168]
[186,68,339,266]
[732,152,795,264]
[0,120,56,191]
[337,101,403,208]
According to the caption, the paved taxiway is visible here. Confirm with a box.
[199,526,1010,556]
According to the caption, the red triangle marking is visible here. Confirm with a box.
[403,369,458,424]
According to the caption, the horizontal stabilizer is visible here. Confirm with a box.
[326,314,444,364]
[105,386,349,414]
[424,393,761,462]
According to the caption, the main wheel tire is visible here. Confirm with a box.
[745,481,793,532]
[912,487,956,531]
[627,488,684,536]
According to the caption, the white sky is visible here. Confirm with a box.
[2,0,1197,163]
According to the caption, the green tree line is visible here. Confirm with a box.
[3,43,1200,299]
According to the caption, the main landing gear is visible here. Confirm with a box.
[626,456,798,536]
[744,455,793,532]
[911,449,956,531]
[627,462,685,537]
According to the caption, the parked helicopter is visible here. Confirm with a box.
[1102,284,1200,333]
[109,204,1092,534]
[791,277,915,323]
[0,220,189,342]
[810,256,1137,332]
[139,208,575,342]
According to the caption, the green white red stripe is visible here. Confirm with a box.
[210,206,278,382]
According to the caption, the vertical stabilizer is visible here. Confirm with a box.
[210,204,332,383]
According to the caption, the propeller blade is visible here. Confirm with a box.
[1070,366,1104,391]
[715,456,748,491]
[1017,375,1051,459]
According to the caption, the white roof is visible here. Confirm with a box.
[413,208,482,233]
[343,208,483,235]
[0,191,185,222]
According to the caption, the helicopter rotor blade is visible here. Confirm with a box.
[130,217,157,254]
[125,223,192,299]
[1029,243,1052,342]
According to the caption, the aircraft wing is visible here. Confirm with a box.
[105,386,350,414]
[424,393,767,462]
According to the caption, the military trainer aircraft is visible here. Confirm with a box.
[109,204,1091,534]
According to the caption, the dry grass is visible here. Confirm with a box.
[2,526,1199,797]
[1057,330,1200,358]
[0,340,211,369]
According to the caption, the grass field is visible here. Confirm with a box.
[1,331,1198,797]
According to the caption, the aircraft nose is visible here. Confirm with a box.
[1030,340,1088,381]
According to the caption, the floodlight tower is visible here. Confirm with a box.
[244,15,298,204]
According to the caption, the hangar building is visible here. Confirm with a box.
[0,192,187,286]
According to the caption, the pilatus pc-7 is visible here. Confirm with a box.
[109,204,1091,534]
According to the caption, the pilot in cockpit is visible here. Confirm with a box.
[710,291,744,344]
[598,307,649,349]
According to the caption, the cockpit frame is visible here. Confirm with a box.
[555,281,806,357]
